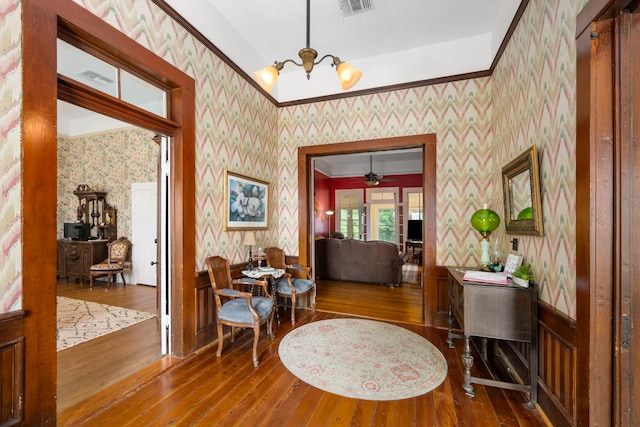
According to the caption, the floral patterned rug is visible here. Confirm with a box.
[57,296,156,351]
[278,318,447,400]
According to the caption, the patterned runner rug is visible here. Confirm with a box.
[57,296,155,351]
[279,318,447,400]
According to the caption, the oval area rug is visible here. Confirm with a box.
[278,318,447,400]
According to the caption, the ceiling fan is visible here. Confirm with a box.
[364,155,383,186]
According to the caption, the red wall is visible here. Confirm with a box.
[314,170,331,236]
[313,173,422,238]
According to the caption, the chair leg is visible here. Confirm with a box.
[89,274,94,290]
[121,272,126,287]
[216,322,224,357]
[290,294,297,325]
[106,273,112,291]
[252,324,260,367]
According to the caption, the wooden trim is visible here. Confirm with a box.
[278,71,492,107]
[57,75,180,136]
[22,0,196,422]
[576,0,638,37]
[576,13,616,426]
[489,0,530,72]
[151,0,528,107]
[298,135,437,326]
[537,301,577,427]
[22,1,59,423]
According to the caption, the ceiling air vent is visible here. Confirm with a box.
[338,0,375,17]
[77,70,114,85]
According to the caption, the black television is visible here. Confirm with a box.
[63,222,92,241]
[406,219,422,242]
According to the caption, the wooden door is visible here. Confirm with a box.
[615,8,640,425]
[131,182,158,286]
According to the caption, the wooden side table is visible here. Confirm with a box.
[446,266,538,408]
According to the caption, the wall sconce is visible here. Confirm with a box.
[470,204,500,267]
[325,210,334,237]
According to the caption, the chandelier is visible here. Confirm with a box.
[253,0,362,94]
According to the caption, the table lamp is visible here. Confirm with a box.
[470,204,500,267]
[242,231,257,271]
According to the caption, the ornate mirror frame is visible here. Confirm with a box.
[502,145,543,236]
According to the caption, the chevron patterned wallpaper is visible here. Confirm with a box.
[1,0,587,318]
[491,0,589,317]
[0,1,21,312]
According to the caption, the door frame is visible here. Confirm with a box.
[298,134,437,326]
[576,1,640,425]
[21,0,196,423]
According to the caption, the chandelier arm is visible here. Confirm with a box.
[277,58,304,70]
[314,54,337,67]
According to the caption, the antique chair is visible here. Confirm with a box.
[264,247,316,325]
[205,256,274,367]
[89,237,131,290]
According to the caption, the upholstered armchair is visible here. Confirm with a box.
[205,256,274,367]
[264,247,316,325]
[89,237,131,290]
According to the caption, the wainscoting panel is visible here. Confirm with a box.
[0,311,25,426]
[537,301,576,427]
[435,266,450,328]
[498,300,577,427]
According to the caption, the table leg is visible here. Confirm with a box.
[447,305,455,348]
[269,276,280,324]
[462,336,475,397]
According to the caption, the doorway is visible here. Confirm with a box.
[298,134,437,326]
[21,1,196,422]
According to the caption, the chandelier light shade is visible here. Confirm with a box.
[253,0,362,94]
[470,204,500,266]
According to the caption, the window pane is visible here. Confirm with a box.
[121,70,167,117]
[57,39,168,118]
[408,192,423,220]
[377,208,396,243]
[57,39,118,97]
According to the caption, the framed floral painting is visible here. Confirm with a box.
[224,170,269,230]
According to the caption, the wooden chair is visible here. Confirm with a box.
[264,247,316,325]
[89,237,130,290]
[205,256,274,367]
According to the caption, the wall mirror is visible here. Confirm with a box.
[502,145,543,236]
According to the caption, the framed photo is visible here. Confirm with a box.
[224,170,269,230]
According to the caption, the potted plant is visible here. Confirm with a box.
[512,264,533,288]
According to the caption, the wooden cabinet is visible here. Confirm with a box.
[446,266,538,407]
[57,240,108,283]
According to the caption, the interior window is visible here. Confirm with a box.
[57,38,167,117]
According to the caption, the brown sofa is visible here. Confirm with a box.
[315,238,405,286]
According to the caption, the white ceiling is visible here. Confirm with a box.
[58,0,523,176]
[164,0,521,102]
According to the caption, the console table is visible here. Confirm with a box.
[446,266,538,407]
[57,239,108,283]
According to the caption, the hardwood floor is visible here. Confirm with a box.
[315,279,424,325]
[57,278,549,426]
[56,280,161,413]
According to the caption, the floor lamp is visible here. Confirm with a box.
[325,210,334,237]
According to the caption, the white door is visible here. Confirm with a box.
[131,182,158,286]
